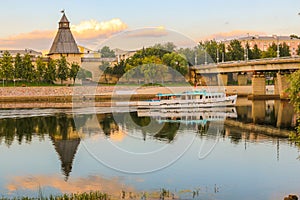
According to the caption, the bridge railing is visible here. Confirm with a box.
[193,56,300,68]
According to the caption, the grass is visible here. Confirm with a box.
[0,188,178,200]
[0,81,193,87]
[0,191,110,200]
[0,81,66,87]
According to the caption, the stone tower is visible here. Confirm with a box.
[48,11,81,64]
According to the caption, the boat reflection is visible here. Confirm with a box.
[137,107,237,125]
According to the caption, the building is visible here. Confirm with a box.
[114,48,137,63]
[223,35,300,56]
[78,45,101,58]
[48,11,82,64]
[0,49,42,58]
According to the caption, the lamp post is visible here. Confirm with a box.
[244,33,249,62]
[216,48,219,64]
[244,45,247,62]
[274,35,280,58]
[277,37,280,58]
[205,50,208,65]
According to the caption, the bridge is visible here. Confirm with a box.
[189,56,300,99]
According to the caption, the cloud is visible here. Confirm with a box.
[202,30,267,41]
[125,26,168,38]
[71,18,127,39]
[0,18,128,50]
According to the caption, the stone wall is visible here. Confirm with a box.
[0,86,115,97]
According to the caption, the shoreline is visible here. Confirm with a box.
[0,85,283,103]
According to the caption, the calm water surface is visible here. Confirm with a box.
[0,99,299,200]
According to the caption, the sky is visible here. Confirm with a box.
[0,0,300,51]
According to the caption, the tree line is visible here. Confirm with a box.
[99,43,189,84]
[99,39,295,83]
[0,51,91,86]
[181,39,293,65]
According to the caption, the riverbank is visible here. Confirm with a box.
[0,85,279,102]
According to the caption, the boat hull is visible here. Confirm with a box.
[137,95,237,109]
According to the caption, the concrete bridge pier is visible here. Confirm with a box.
[217,73,228,86]
[276,72,289,99]
[274,77,279,95]
[252,73,266,95]
[237,73,248,86]
[202,74,218,86]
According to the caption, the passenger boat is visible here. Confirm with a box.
[137,90,237,109]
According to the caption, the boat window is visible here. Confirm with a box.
[205,96,208,99]
[200,95,203,99]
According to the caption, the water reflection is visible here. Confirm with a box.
[0,99,297,198]
[7,175,135,198]
[238,99,296,129]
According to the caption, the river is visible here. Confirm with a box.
[0,98,298,200]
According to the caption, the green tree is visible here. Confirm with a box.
[99,46,115,58]
[153,42,176,52]
[251,44,262,59]
[77,68,92,80]
[178,48,194,65]
[44,59,56,84]
[297,44,300,55]
[203,40,219,63]
[14,53,23,80]
[69,62,80,84]
[279,42,290,57]
[262,43,277,58]
[36,57,46,83]
[0,51,13,85]
[141,56,162,83]
[22,54,35,82]
[99,61,110,71]
[226,39,244,61]
[99,61,111,83]
[290,34,300,39]
[245,42,253,60]
[218,42,226,62]
[288,70,300,135]
[56,56,69,85]
[162,52,188,76]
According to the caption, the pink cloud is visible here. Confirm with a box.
[201,30,267,41]
[0,18,128,51]
[72,18,128,39]
[125,27,168,38]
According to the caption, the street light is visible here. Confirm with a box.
[244,34,249,62]
[216,48,219,64]
[274,35,280,58]
[204,50,208,65]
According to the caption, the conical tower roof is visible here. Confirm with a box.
[48,12,80,55]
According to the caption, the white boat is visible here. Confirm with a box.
[137,90,237,109]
